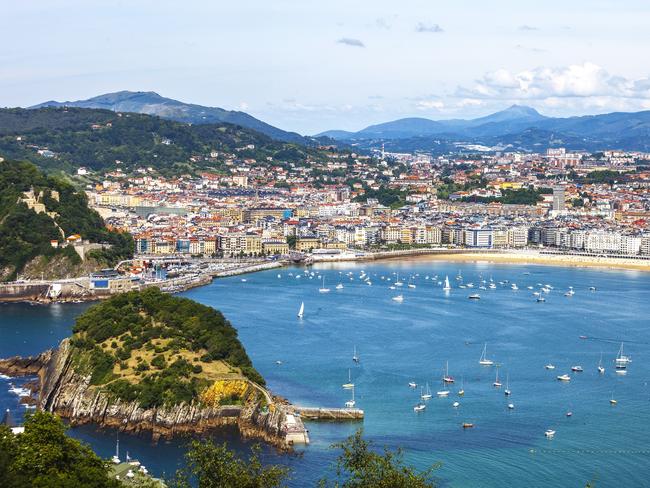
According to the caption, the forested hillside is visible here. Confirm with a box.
[0,160,132,281]
[0,107,333,175]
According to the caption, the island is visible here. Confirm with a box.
[0,288,308,448]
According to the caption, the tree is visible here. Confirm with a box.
[0,411,121,488]
[286,235,297,250]
[171,440,290,488]
[320,429,439,488]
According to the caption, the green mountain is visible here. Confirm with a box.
[32,90,311,144]
[0,107,333,174]
[0,160,133,281]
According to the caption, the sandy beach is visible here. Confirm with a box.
[402,250,650,272]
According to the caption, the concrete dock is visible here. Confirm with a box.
[294,407,364,421]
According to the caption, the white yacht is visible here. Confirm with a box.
[443,276,451,290]
[392,294,404,302]
[615,342,632,369]
[319,277,331,293]
[342,369,354,389]
[345,385,356,408]
[297,302,304,319]
[479,343,494,366]
[556,374,571,381]
[421,383,432,400]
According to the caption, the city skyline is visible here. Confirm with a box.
[3,0,650,133]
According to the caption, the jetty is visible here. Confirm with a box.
[294,406,365,421]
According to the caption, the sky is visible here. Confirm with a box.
[3,0,650,134]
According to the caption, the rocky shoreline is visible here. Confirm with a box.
[0,339,305,449]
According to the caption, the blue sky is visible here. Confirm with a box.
[3,0,650,134]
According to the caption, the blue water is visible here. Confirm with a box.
[2,260,650,487]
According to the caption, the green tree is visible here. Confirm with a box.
[171,440,290,488]
[286,235,297,250]
[0,411,121,488]
[320,429,439,488]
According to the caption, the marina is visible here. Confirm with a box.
[2,259,650,487]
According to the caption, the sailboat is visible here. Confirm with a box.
[610,392,617,405]
[392,294,404,302]
[504,373,511,396]
[493,366,502,388]
[342,369,354,389]
[436,376,450,397]
[336,282,344,290]
[112,433,121,464]
[319,276,331,293]
[615,342,631,369]
[413,401,426,412]
[352,346,360,364]
[458,376,465,396]
[597,352,605,374]
[443,361,455,383]
[421,383,432,400]
[456,270,462,281]
[297,302,304,319]
[443,275,451,290]
[479,343,494,366]
[394,273,404,287]
[345,385,356,408]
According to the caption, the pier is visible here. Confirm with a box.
[294,407,364,421]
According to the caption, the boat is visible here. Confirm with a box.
[579,335,588,340]
[564,287,575,297]
[598,353,605,374]
[297,301,305,319]
[443,276,451,290]
[241,278,247,282]
[392,294,404,302]
[336,283,344,290]
[511,283,518,290]
[345,385,356,408]
[458,376,465,396]
[507,403,515,410]
[504,373,511,396]
[277,274,281,278]
[468,294,481,300]
[456,270,462,281]
[536,296,546,302]
[352,346,360,363]
[610,392,617,405]
[557,374,571,381]
[479,343,494,366]
[436,380,450,397]
[589,286,597,291]
[394,274,404,287]
[545,364,556,370]
[112,434,121,464]
[408,381,417,388]
[275,360,282,365]
[319,277,330,293]
[571,365,583,372]
[421,383,432,400]
[407,278,416,289]
[443,361,455,383]
[489,283,497,289]
[566,411,573,417]
[414,402,426,412]
[342,369,354,389]
[466,283,474,288]
[545,429,556,438]
[452,401,460,408]
[615,342,632,369]
[462,423,474,429]
[493,366,502,388]
[459,285,466,289]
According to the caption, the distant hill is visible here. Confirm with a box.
[0,160,133,281]
[316,105,650,152]
[32,90,312,144]
[0,107,333,174]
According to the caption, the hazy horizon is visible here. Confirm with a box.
[3,0,650,133]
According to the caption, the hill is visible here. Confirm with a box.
[317,105,650,152]
[0,107,334,174]
[32,90,311,144]
[0,160,133,281]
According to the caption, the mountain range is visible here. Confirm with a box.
[317,105,650,152]
[32,91,312,145]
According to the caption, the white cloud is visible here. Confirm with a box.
[457,63,650,101]
[415,22,444,33]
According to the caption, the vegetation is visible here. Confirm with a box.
[0,411,121,488]
[353,186,408,208]
[436,176,487,200]
[0,107,337,175]
[69,288,264,409]
[0,160,133,280]
[459,187,552,205]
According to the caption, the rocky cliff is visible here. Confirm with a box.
[0,339,300,449]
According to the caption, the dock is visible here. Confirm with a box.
[294,407,364,421]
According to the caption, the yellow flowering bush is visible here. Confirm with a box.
[201,380,249,406]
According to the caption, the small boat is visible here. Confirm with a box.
[462,423,474,429]
[545,364,556,370]
[468,294,481,300]
[459,285,467,289]
[345,385,356,408]
[342,369,354,389]
[443,276,451,291]
[336,283,344,290]
[557,374,571,381]
[479,343,494,366]
[610,393,617,405]
[615,342,632,369]
[545,429,556,438]
[319,277,330,293]
[579,335,588,340]
[493,366,502,388]
[511,283,518,290]
[458,376,465,396]
[564,287,575,297]
[394,274,404,287]
[589,286,597,291]
[466,283,474,288]
[597,353,605,374]
[421,383,432,401]
[389,286,396,290]
[504,373,511,396]
[436,378,450,397]
[408,381,417,389]
[566,411,573,417]
[275,360,283,365]
[507,403,514,410]
[443,361,455,383]
[452,401,460,408]
[407,278,416,289]
[392,294,404,302]
[277,274,281,278]
[571,366,583,372]
[352,346,359,364]
[489,283,497,289]
[616,369,627,375]
[414,402,426,412]
[536,296,546,302]
[297,301,305,319]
